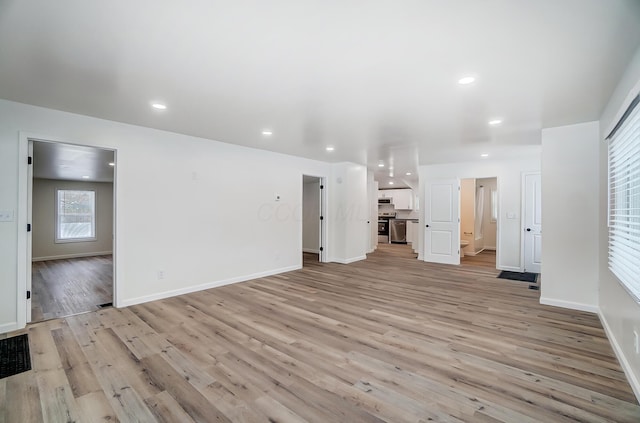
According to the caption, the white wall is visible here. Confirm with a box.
[540,121,600,312]
[367,171,378,253]
[598,44,640,400]
[32,178,113,260]
[328,162,368,263]
[418,155,541,269]
[0,99,368,333]
[302,179,320,253]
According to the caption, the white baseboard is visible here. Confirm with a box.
[332,255,367,264]
[32,251,112,262]
[598,311,640,402]
[302,248,320,254]
[120,264,301,307]
[0,322,20,335]
[539,297,599,314]
[484,246,496,251]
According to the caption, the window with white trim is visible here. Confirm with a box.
[56,189,96,242]
[607,95,640,302]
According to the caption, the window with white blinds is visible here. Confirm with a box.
[608,95,640,303]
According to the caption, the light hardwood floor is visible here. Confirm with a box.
[2,244,638,422]
[31,256,113,321]
[461,250,496,269]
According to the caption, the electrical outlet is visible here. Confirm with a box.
[634,330,639,355]
[157,270,165,280]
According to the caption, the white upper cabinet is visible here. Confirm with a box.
[378,189,413,209]
[393,189,413,209]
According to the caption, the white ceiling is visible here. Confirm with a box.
[2,1,640,188]
[33,141,115,182]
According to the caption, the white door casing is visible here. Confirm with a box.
[26,140,33,322]
[523,172,542,273]
[424,178,460,265]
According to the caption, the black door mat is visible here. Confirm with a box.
[498,271,538,283]
[0,334,31,379]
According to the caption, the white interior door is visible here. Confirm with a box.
[523,172,542,273]
[424,178,460,265]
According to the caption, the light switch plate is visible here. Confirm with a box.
[0,210,14,222]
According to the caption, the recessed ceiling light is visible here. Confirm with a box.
[389,181,394,185]
[262,130,273,136]
[405,172,412,176]
[488,119,502,125]
[82,175,90,179]
[326,146,335,152]
[378,162,385,167]
[151,103,167,110]
[481,153,489,158]
[389,172,394,177]
[108,162,115,166]
[458,76,475,85]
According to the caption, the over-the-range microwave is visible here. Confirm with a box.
[378,198,392,204]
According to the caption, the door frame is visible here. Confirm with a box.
[301,174,328,263]
[17,132,118,328]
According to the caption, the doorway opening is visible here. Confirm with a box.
[302,175,325,266]
[28,140,116,322]
[459,177,498,269]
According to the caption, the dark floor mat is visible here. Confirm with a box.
[0,334,31,379]
[498,271,538,283]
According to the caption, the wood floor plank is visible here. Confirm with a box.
[3,371,44,423]
[75,391,120,423]
[32,255,113,321]
[35,368,82,423]
[140,354,231,423]
[144,390,196,423]
[51,323,102,398]
[2,243,638,422]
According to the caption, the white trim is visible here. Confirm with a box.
[539,297,599,314]
[17,133,29,330]
[483,246,496,251]
[302,248,320,254]
[120,264,301,307]
[598,311,640,402]
[0,322,20,334]
[18,132,119,328]
[331,255,367,264]
[32,251,112,262]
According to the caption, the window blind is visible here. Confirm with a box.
[608,95,640,302]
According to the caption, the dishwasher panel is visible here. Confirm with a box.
[390,219,407,243]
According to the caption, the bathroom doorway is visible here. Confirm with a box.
[302,175,326,265]
[460,177,498,268]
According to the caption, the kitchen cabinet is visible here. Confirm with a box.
[392,189,413,210]
[378,189,414,209]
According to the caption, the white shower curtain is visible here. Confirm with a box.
[475,186,484,240]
